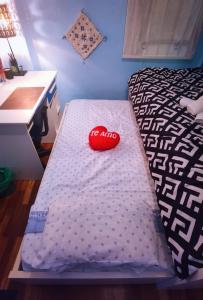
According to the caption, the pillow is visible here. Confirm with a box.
[89,126,120,151]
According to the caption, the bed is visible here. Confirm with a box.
[10,68,203,288]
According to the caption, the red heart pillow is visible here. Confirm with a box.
[89,126,120,151]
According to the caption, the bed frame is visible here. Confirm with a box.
[9,246,172,285]
[9,245,203,288]
[9,103,203,289]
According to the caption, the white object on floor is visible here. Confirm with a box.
[179,96,193,108]
[194,112,203,124]
[187,95,203,115]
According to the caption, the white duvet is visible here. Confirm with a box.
[22,100,172,274]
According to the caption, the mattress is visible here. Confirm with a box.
[22,99,173,274]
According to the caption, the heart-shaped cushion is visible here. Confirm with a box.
[89,126,120,151]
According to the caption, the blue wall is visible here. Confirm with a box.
[15,0,203,108]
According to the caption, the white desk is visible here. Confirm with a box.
[0,71,61,179]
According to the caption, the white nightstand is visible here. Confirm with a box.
[0,71,61,179]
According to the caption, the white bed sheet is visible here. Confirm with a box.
[22,99,173,274]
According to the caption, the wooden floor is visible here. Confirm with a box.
[0,146,203,299]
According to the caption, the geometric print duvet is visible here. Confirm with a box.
[129,67,203,279]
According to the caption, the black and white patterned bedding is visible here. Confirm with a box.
[128,68,203,279]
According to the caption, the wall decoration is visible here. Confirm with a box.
[64,11,104,60]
